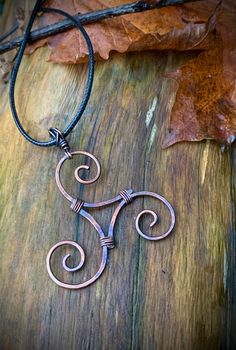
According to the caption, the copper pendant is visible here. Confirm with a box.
[46,151,175,290]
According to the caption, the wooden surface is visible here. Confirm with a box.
[0,2,236,350]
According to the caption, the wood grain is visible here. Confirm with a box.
[0,2,236,349]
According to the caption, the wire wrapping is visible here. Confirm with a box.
[9,0,94,147]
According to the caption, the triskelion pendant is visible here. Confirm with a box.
[46,150,175,290]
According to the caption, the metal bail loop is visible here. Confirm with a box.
[49,128,72,159]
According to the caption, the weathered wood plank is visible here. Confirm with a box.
[0,2,236,350]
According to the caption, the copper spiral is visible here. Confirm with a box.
[55,150,101,203]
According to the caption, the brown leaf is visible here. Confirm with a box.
[26,0,217,62]
[162,0,236,147]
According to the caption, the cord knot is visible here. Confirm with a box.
[49,127,72,159]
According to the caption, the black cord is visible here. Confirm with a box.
[9,0,94,147]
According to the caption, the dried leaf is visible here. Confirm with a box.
[163,0,236,147]
[27,0,217,62]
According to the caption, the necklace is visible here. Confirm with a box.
[9,0,175,290]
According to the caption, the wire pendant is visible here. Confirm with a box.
[46,150,175,290]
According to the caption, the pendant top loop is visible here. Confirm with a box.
[49,127,72,159]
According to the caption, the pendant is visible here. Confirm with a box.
[46,149,175,290]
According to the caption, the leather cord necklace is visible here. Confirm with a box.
[9,0,175,290]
